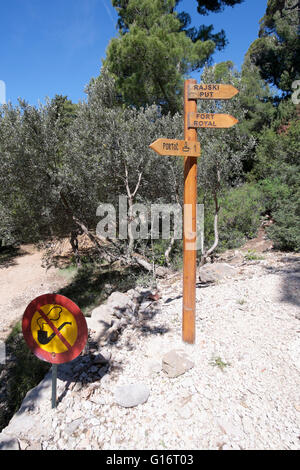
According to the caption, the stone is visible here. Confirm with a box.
[27,441,42,450]
[145,360,162,376]
[88,305,114,334]
[106,291,133,315]
[242,415,255,435]
[177,404,193,420]
[18,439,29,450]
[114,382,150,408]
[73,382,83,392]
[222,443,241,450]
[17,371,52,414]
[227,252,245,266]
[0,433,20,450]
[65,418,84,436]
[87,308,115,346]
[162,349,194,378]
[155,266,170,278]
[199,262,237,283]
[217,418,243,439]
[101,347,112,359]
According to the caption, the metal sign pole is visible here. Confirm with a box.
[52,364,58,409]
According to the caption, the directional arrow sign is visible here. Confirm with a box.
[149,138,201,157]
[188,83,239,100]
[188,113,238,129]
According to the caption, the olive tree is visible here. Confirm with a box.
[63,68,184,266]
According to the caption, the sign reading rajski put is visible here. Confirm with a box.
[149,80,239,344]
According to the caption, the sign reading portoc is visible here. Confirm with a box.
[149,138,201,157]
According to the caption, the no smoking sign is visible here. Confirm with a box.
[22,293,88,364]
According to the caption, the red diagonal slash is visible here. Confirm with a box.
[37,307,72,350]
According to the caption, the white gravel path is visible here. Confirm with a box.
[1,252,299,450]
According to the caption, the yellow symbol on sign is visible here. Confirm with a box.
[31,304,78,354]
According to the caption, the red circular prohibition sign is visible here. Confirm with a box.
[22,293,88,364]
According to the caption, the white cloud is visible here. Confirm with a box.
[101,0,116,26]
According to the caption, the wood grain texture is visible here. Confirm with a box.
[188,83,239,100]
[182,79,197,344]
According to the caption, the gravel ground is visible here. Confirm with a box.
[0,252,299,450]
[0,245,69,341]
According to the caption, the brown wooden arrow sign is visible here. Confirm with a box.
[188,83,239,100]
[188,113,238,129]
[149,138,201,157]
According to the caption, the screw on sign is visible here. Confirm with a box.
[22,293,88,407]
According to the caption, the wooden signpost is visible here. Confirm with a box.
[149,80,239,344]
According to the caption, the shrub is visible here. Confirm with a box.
[203,183,264,252]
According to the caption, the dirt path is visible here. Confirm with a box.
[0,245,69,341]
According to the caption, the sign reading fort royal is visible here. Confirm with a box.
[188,113,238,129]
[22,293,88,364]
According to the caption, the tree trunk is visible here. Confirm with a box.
[60,191,113,263]
[127,195,134,257]
[124,164,142,259]
[164,235,175,267]
[70,230,81,267]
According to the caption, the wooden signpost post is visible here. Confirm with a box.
[150,79,239,344]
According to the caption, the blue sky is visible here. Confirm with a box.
[0,0,267,106]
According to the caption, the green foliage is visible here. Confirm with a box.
[240,55,276,137]
[196,0,244,15]
[0,72,184,251]
[0,0,299,261]
[220,184,264,248]
[105,0,215,113]
[252,118,300,252]
[258,175,300,252]
[247,0,300,93]
[203,183,264,252]
[267,196,300,252]
[58,262,143,315]
[107,0,250,114]
[0,95,77,244]
[146,238,182,269]
[209,355,231,371]
[244,250,265,261]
